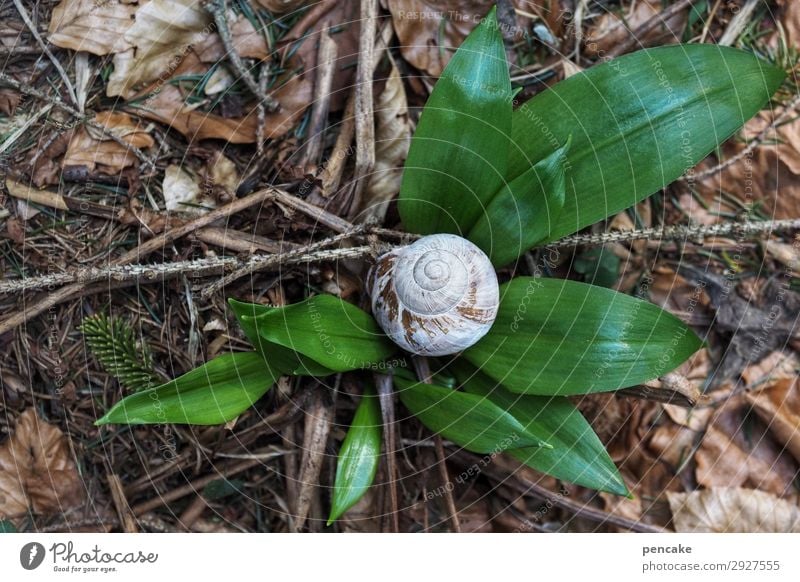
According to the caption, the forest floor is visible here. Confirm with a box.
[1,0,799,533]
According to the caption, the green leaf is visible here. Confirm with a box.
[328,390,382,524]
[467,140,568,266]
[96,352,277,425]
[235,295,397,373]
[464,277,703,395]
[398,6,512,236]
[0,520,17,533]
[394,373,551,453]
[228,299,335,376]
[452,362,627,495]
[573,247,620,288]
[509,45,785,241]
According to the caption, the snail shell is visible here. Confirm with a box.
[367,234,499,356]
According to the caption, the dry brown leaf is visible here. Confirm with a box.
[195,14,269,63]
[695,101,800,222]
[585,0,686,56]
[764,239,800,277]
[647,266,709,314]
[386,0,496,77]
[746,378,800,464]
[129,56,312,143]
[107,0,213,98]
[668,487,800,532]
[48,0,138,56]
[162,164,215,214]
[0,409,85,523]
[695,395,798,497]
[357,65,411,224]
[741,350,800,387]
[0,88,22,116]
[208,151,240,197]
[386,1,564,77]
[63,111,154,174]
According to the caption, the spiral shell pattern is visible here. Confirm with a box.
[367,234,499,356]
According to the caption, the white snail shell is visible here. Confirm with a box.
[367,234,499,357]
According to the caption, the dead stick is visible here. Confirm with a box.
[298,26,337,168]
[349,0,378,216]
[130,458,262,516]
[0,189,273,335]
[548,218,800,248]
[270,187,355,233]
[204,0,279,112]
[413,356,461,533]
[106,473,138,533]
[375,373,400,532]
[12,0,78,107]
[322,21,393,198]
[0,244,381,295]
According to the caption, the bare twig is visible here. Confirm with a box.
[297,26,337,170]
[294,383,336,531]
[204,0,279,112]
[322,21,393,198]
[0,188,274,335]
[375,373,400,532]
[12,0,78,106]
[200,241,378,299]
[349,0,378,216]
[130,458,263,516]
[548,218,800,248]
[106,473,138,533]
[413,356,461,533]
[270,186,356,232]
[0,243,382,295]
[718,0,760,46]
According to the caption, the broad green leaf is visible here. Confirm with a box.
[509,45,784,241]
[96,352,276,425]
[0,520,17,533]
[464,277,703,395]
[232,296,397,374]
[228,299,334,376]
[468,140,568,266]
[452,362,627,495]
[328,390,382,524]
[398,6,512,236]
[394,373,550,453]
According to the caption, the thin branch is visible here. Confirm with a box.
[204,0,279,112]
[548,218,800,248]
[0,188,275,335]
[0,243,381,295]
[349,0,378,216]
[413,356,462,533]
[12,0,78,107]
